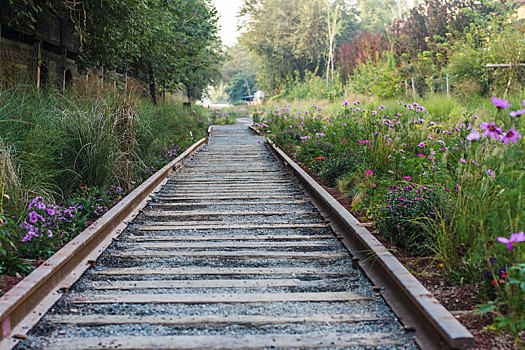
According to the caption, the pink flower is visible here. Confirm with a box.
[497,231,525,251]
[509,108,525,117]
[459,158,466,163]
[480,122,502,139]
[365,170,374,176]
[491,97,511,109]
[500,128,521,145]
[403,176,411,180]
[417,153,426,158]
[466,129,480,141]
[417,142,425,147]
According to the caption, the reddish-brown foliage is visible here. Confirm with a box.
[336,31,389,84]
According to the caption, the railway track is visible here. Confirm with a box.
[1,119,474,349]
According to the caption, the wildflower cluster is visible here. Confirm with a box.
[377,184,445,255]
[482,257,508,288]
[69,184,126,223]
[21,197,78,243]
[160,144,180,160]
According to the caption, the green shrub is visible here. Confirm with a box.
[296,140,334,166]
[376,184,448,256]
[319,149,362,187]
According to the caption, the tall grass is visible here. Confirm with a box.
[0,85,211,220]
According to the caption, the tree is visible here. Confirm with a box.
[358,0,396,33]
[326,2,341,84]
[77,0,222,103]
[238,0,327,93]
[222,44,258,103]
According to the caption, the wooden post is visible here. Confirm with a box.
[446,74,449,97]
[98,66,104,92]
[405,80,408,96]
[36,41,42,88]
[124,67,128,92]
[411,77,416,100]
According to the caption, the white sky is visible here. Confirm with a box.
[212,0,244,47]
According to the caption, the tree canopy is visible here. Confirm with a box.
[2,0,222,103]
[237,0,359,94]
[78,0,222,102]
[221,44,258,103]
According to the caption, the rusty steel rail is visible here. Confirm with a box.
[0,136,208,349]
[265,138,475,350]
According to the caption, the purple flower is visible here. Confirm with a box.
[491,97,511,109]
[509,109,525,117]
[417,142,425,148]
[459,158,466,163]
[480,122,502,139]
[28,211,40,224]
[497,231,525,251]
[486,169,495,178]
[500,128,521,145]
[466,129,480,141]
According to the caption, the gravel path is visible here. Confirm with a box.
[16,119,417,349]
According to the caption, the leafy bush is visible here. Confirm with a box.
[350,52,403,98]
[446,43,487,97]
[279,73,343,102]
[319,149,361,187]
[295,140,334,166]
[376,184,447,255]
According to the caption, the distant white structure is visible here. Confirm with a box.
[254,90,265,104]
[208,103,232,109]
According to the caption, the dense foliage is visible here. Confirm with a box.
[238,0,359,94]
[254,95,525,342]
[79,0,222,103]
[232,0,523,102]
[222,44,258,104]
[338,0,524,98]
